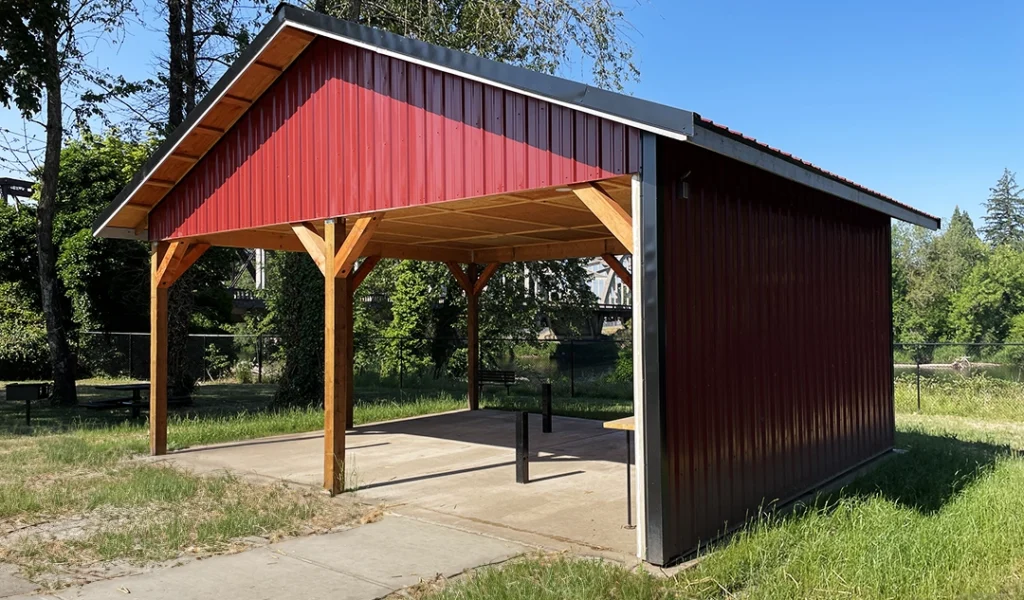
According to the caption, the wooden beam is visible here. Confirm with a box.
[445,262,473,294]
[194,123,225,134]
[147,178,178,189]
[292,222,327,276]
[155,241,187,284]
[166,152,200,163]
[571,183,634,254]
[183,230,307,252]
[364,242,473,263]
[220,93,253,107]
[334,215,380,278]
[322,220,348,495]
[150,243,169,456]
[160,243,210,288]
[473,262,500,296]
[253,60,283,72]
[601,253,633,290]
[473,237,628,264]
[350,255,380,290]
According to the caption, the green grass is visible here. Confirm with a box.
[0,428,369,587]
[421,415,1024,600]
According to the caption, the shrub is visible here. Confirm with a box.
[0,282,49,380]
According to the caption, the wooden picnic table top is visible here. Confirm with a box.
[603,416,635,431]
[92,383,149,391]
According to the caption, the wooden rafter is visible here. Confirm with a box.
[570,183,633,254]
[601,253,632,290]
[292,222,327,275]
[333,215,380,278]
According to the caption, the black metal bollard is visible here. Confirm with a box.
[24,396,30,427]
[516,411,529,483]
[541,383,552,433]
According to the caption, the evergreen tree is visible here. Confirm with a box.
[981,169,1024,248]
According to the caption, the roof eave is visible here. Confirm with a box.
[687,121,941,230]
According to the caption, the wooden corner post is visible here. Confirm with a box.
[150,243,169,455]
[299,215,379,495]
[323,219,348,495]
[150,239,209,456]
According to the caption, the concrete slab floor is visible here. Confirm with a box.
[159,410,638,558]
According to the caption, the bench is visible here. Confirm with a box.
[478,370,516,395]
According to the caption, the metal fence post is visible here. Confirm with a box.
[916,358,922,413]
[127,333,133,379]
[569,338,575,398]
[541,382,552,433]
[202,335,208,382]
[398,338,404,392]
[516,411,529,483]
[257,334,263,383]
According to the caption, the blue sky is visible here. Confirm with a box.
[2,0,1022,227]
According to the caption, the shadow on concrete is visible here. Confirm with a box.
[351,410,628,465]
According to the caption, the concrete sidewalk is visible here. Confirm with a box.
[7,516,527,600]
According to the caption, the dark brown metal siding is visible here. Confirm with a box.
[658,139,893,559]
[149,36,640,240]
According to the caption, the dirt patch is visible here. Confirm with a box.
[0,467,382,590]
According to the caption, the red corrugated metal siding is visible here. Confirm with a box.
[149,37,640,240]
[658,140,892,558]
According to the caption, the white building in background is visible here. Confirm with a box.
[586,255,632,306]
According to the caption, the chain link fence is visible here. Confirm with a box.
[893,342,1024,421]
[49,335,1024,422]
[77,331,632,400]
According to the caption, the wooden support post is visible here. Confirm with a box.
[323,219,347,495]
[446,262,498,411]
[467,263,480,411]
[150,243,169,456]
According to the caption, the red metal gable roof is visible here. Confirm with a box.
[695,116,940,226]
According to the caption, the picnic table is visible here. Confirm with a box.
[88,383,150,418]
[604,416,635,529]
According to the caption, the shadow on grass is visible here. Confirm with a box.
[819,430,1018,514]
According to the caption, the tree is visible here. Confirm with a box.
[315,0,638,90]
[0,0,134,404]
[52,132,154,334]
[949,245,1024,344]
[981,169,1024,248]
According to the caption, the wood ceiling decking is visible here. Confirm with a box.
[178,176,633,264]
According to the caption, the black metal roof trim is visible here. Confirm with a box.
[688,119,941,230]
[278,4,696,141]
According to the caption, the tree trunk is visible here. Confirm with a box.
[167,0,184,127]
[39,31,77,406]
[183,0,197,113]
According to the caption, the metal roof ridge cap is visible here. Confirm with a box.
[277,4,694,139]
